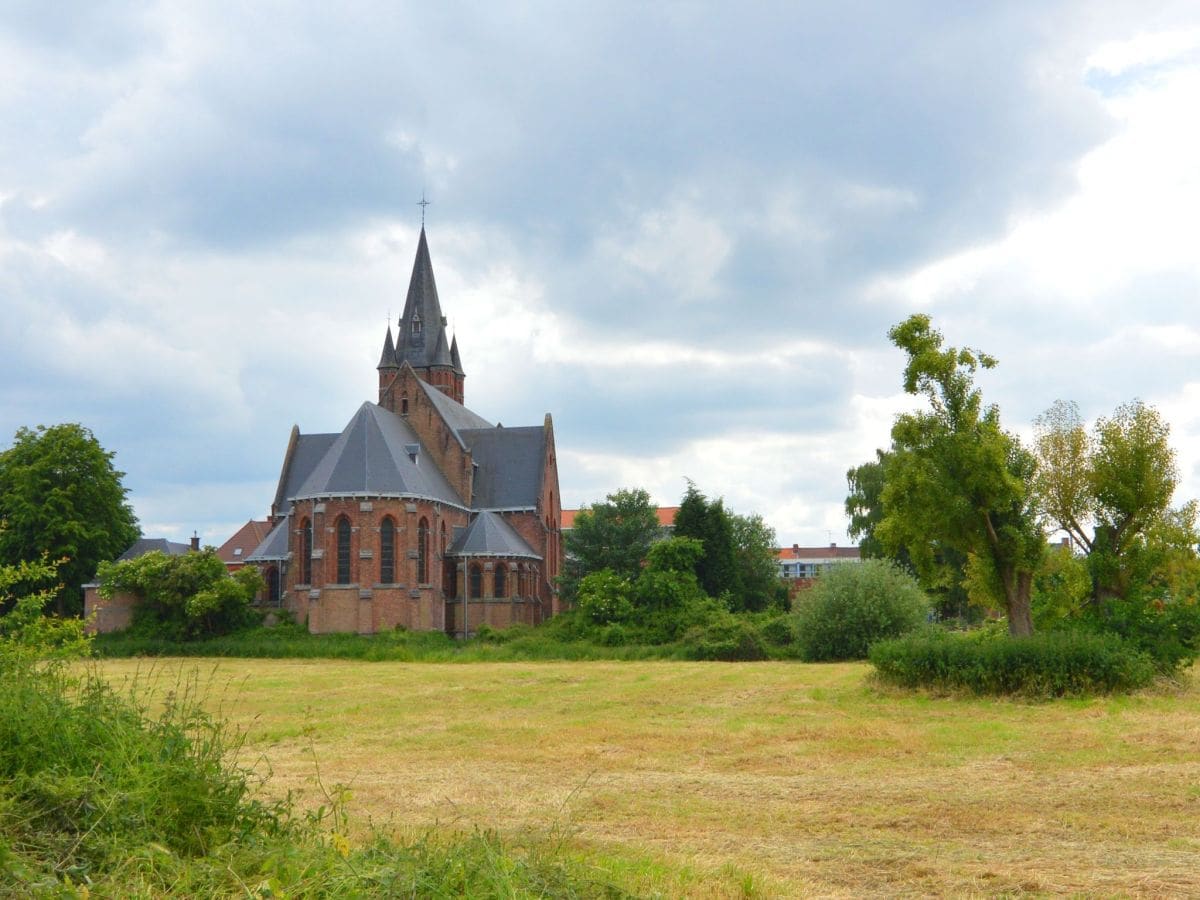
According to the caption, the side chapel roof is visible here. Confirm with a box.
[448,510,540,559]
[245,518,289,563]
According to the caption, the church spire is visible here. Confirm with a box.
[377,324,397,369]
[378,225,466,405]
[395,227,450,370]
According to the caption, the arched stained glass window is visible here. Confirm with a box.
[417,517,429,583]
[380,517,395,584]
[335,517,352,585]
[494,564,507,599]
[469,564,483,599]
[301,518,312,585]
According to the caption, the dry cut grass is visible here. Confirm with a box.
[95,658,1200,897]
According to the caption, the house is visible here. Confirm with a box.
[244,227,562,636]
[777,543,861,591]
[217,520,272,573]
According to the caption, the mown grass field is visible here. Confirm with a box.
[95,658,1200,897]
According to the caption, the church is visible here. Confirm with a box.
[245,228,563,636]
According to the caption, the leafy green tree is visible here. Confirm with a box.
[729,512,784,612]
[845,450,890,559]
[877,315,1044,636]
[0,424,139,616]
[674,481,738,599]
[633,537,707,611]
[562,488,662,599]
[1032,399,1188,607]
[98,549,262,639]
[576,570,635,625]
[0,549,91,658]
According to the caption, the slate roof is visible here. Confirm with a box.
[217,520,272,565]
[378,325,397,369]
[118,537,191,561]
[461,426,546,509]
[273,431,339,515]
[448,511,540,559]
[293,401,465,505]
[417,378,493,435]
[246,518,289,562]
[394,228,454,371]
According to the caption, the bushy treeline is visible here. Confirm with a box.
[563,484,786,614]
[844,314,1200,693]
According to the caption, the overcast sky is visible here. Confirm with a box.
[3,2,1200,549]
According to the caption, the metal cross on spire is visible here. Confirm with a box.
[418,192,430,227]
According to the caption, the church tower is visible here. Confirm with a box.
[378,228,466,407]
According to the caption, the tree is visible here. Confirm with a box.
[1032,399,1186,605]
[98,549,262,639]
[845,450,890,560]
[728,512,785,612]
[562,488,662,599]
[673,481,738,599]
[877,315,1044,636]
[0,424,140,616]
[0,547,90,658]
[846,449,974,621]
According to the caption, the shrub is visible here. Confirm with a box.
[682,615,769,661]
[98,549,263,640]
[869,628,1158,696]
[576,569,635,624]
[792,560,930,661]
[755,613,800,647]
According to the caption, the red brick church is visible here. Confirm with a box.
[245,228,562,635]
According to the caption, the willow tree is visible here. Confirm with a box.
[1032,398,1185,605]
[877,315,1044,636]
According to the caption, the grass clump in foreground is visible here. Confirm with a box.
[869,627,1159,696]
[0,651,640,897]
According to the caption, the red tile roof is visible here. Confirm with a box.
[216,519,272,564]
[561,506,678,529]
[777,545,861,561]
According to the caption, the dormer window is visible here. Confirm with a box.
[411,314,422,335]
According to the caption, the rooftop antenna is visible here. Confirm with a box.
[418,191,430,228]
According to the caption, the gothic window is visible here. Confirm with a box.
[469,563,483,599]
[400,395,409,415]
[335,516,352,585]
[411,314,422,335]
[516,563,525,598]
[417,517,429,583]
[301,518,312,585]
[440,521,447,555]
[266,566,281,606]
[380,517,396,584]
[494,563,507,599]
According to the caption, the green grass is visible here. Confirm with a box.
[92,657,1200,897]
[94,621,692,662]
[2,651,758,897]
